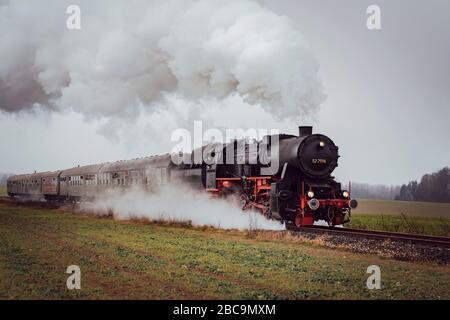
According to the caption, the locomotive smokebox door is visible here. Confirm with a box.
[206,164,217,189]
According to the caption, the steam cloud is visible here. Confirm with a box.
[81,185,285,231]
[0,0,325,123]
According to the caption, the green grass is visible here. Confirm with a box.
[354,199,450,218]
[348,214,450,237]
[349,199,450,236]
[0,204,449,300]
[0,186,6,197]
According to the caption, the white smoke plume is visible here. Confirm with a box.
[0,0,325,124]
[81,185,285,231]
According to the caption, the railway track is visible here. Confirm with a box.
[287,224,450,248]
[2,196,449,248]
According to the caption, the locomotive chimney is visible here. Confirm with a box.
[299,126,313,137]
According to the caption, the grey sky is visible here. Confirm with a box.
[0,0,449,185]
[265,0,450,185]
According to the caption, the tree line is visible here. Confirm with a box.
[349,167,449,203]
[395,167,450,203]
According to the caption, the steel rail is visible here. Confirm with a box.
[287,224,450,248]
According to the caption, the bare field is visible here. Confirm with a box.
[353,199,450,218]
[0,203,449,300]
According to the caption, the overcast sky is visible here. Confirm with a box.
[264,0,450,185]
[0,0,449,185]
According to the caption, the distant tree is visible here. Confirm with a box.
[395,167,449,203]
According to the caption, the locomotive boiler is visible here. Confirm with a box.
[7,126,357,227]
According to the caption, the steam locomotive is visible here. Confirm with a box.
[7,126,357,227]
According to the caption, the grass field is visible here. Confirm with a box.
[0,204,449,300]
[354,199,450,218]
[348,199,450,236]
[347,214,450,237]
[0,186,6,197]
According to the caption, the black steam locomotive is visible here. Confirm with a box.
[194,126,358,226]
[7,126,357,227]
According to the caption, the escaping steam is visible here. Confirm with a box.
[81,185,285,231]
[0,0,325,124]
